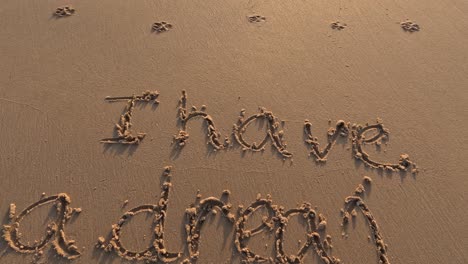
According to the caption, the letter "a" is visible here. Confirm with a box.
[3,193,82,260]
[233,107,293,159]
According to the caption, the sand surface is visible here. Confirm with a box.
[0,0,467,263]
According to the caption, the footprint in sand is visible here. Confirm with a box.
[330,21,347,30]
[53,6,75,18]
[400,20,420,32]
[152,21,173,33]
[248,15,266,23]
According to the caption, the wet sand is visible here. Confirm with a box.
[0,0,467,263]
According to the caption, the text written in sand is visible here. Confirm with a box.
[4,168,389,264]
[101,90,418,174]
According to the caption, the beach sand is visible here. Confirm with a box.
[0,0,467,263]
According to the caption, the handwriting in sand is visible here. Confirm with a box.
[4,167,389,264]
[101,90,418,174]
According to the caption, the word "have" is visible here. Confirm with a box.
[100,90,417,174]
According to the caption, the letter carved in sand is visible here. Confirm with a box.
[184,195,236,263]
[174,90,231,150]
[96,166,181,262]
[3,193,82,260]
[233,107,293,159]
[100,90,160,144]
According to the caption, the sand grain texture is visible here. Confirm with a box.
[0,0,467,263]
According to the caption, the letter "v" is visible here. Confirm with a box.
[304,120,349,162]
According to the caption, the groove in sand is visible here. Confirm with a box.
[233,107,293,159]
[100,90,160,145]
[235,197,341,264]
[304,119,418,173]
[341,177,390,264]
[97,166,181,262]
[0,169,390,264]
[174,90,231,151]
[3,193,82,260]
